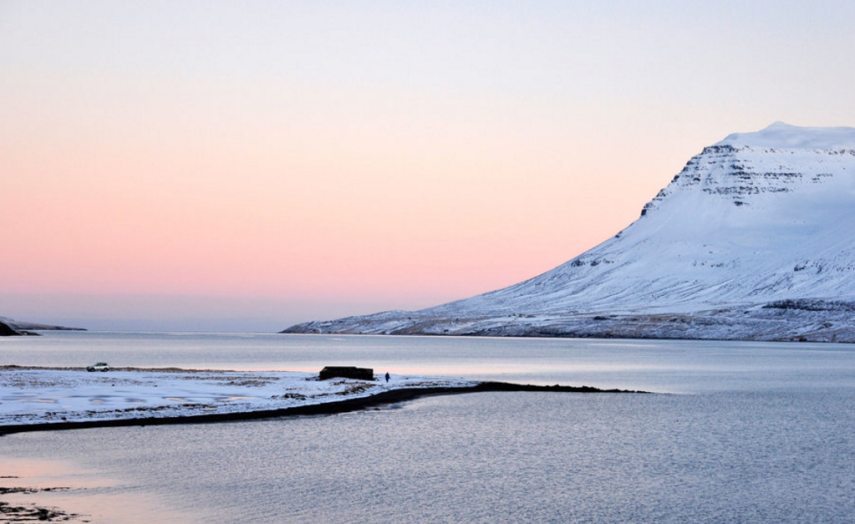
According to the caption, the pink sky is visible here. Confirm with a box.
[3,1,855,331]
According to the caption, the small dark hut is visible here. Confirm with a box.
[318,366,374,381]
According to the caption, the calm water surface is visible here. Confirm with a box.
[2,332,855,523]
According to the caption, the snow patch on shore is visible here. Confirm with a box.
[0,367,477,428]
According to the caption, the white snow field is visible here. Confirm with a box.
[0,367,476,430]
[285,123,855,342]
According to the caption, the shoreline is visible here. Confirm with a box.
[280,329,855,344]
[0,381,646,436]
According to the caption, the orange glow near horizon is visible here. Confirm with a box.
[3,1,854,330]
[3,80,688,304]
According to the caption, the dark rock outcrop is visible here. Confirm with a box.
[0,321,22,336]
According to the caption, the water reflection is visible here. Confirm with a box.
[2,333,855,522]
[0,457,177,524]
[4,387,854,524]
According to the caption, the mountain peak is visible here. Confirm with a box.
[715,122,855,150]
[285,124,855,342]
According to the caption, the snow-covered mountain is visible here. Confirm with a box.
[284,123,855,342]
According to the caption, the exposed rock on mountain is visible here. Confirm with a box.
[284,123,855,342]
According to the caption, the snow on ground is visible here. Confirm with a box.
[0,367,477,428]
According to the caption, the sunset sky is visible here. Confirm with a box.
[3,1,855,331]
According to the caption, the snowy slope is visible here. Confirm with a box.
[285,123,855,342]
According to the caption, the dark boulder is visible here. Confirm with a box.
[319,366,374,381]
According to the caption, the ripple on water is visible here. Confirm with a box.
[2,389,853,524]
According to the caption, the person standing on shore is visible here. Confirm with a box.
[385,372,390,383]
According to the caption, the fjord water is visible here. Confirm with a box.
[3,333,855,523]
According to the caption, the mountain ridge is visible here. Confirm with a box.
[284,123,855,342]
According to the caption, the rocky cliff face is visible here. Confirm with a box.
[284,123,855,342]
